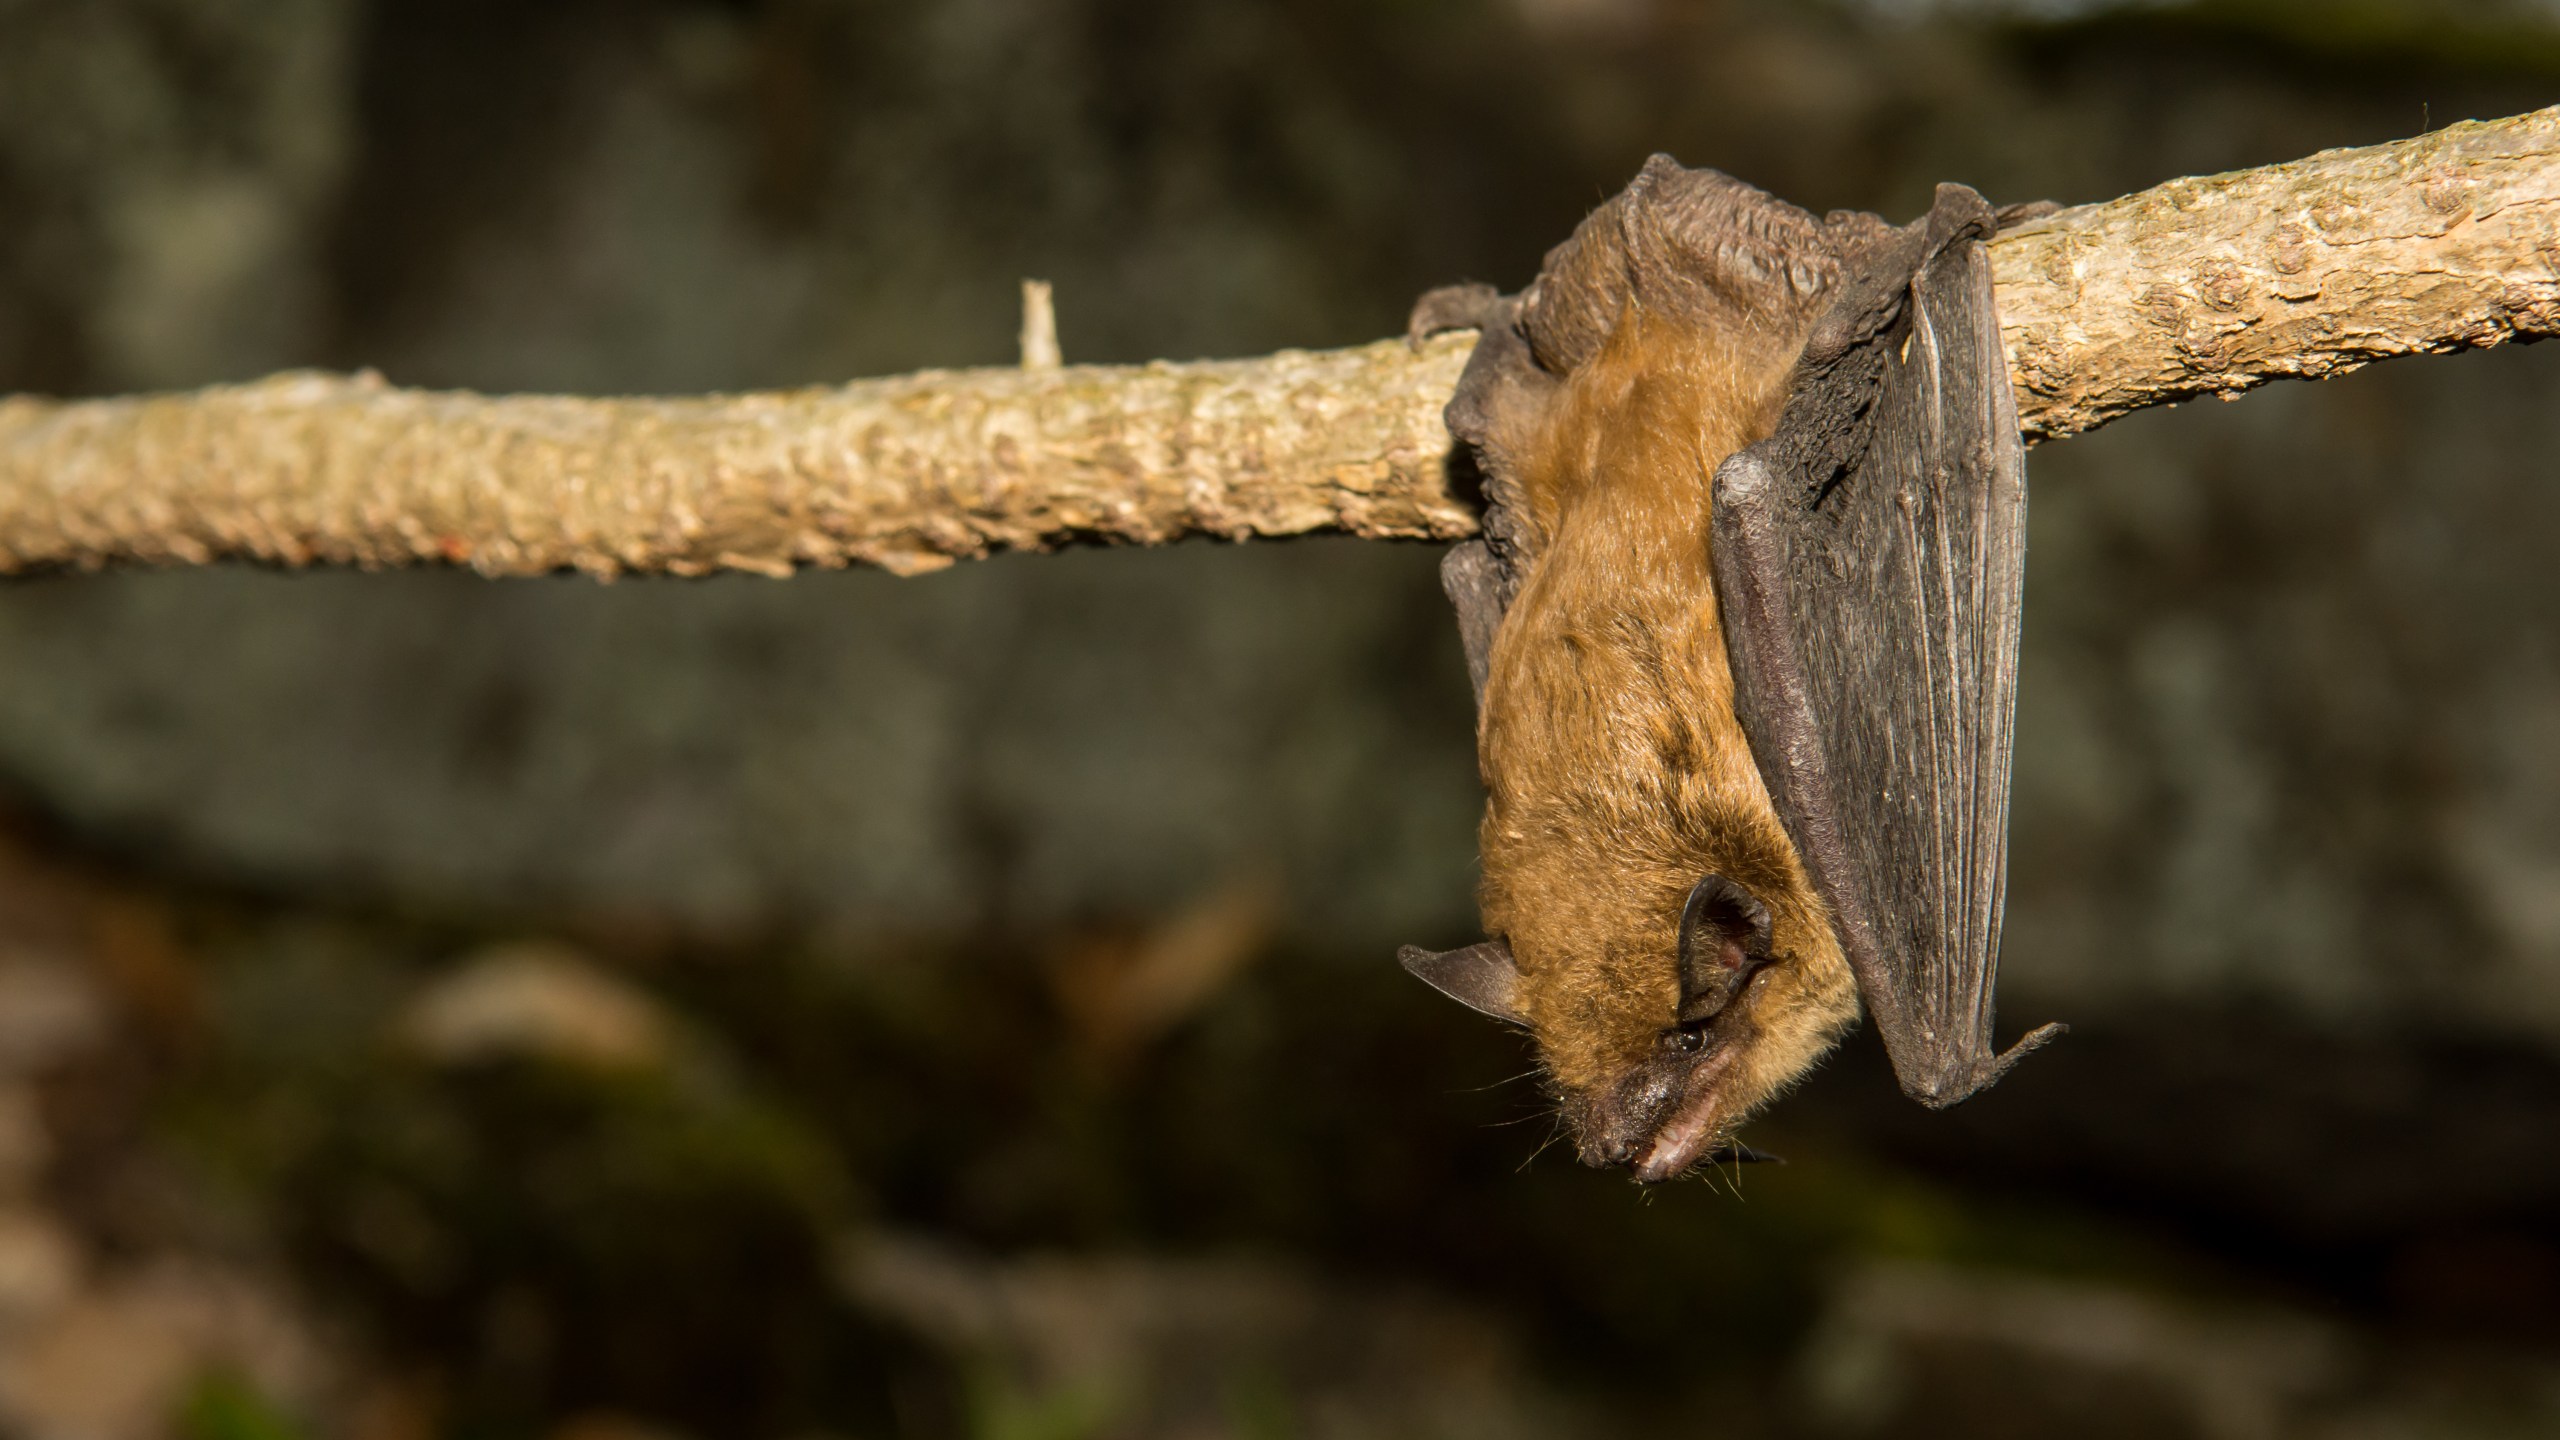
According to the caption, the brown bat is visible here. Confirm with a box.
[1402,159,2062,1183]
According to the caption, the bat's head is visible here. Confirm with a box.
[1402,813,1860,1183]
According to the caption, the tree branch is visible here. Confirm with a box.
[0,341,1478,578]
[5,108,2556,578]
[1994,105,2560,442]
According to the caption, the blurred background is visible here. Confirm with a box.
[2,0,2560,1435]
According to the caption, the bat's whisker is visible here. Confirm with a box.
[1515,1115,1568,1172]
[1450,1068,1544,1094]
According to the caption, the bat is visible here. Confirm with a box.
[1401,158,2062,1183]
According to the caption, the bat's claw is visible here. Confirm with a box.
[1994,199,2062,230]
[1989,1020,2069,1077]
[1906,1021,2067,1109]
[1407,283,1511,348]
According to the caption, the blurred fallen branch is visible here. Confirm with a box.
[4,108,2555,579]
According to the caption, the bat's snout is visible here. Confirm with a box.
[1571,1039,1746,1182]
[1630,1069,1738,1183]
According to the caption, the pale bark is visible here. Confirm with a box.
[0,342,1479,578]
[1993,105,2560,442]
[4,109,2556,578]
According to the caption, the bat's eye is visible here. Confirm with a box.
[1659,1024,1707,1054]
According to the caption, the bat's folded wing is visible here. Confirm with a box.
[1710,184,2063,1108]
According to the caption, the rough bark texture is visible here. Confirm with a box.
[0,341,1478,578]
[1995,106,2560,442]
[3,109,2555,578]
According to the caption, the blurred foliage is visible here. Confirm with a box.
[72,882,2303,1437]
[178,1371,309,1440]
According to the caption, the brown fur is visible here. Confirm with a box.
[1476,303,1860,1158]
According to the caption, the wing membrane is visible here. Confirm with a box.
[1711,186,2061,1106]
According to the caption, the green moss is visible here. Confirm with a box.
[176,1370,306,1440]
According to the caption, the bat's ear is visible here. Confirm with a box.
[1674,875,1774,1026]
[1398,939,1525,1024]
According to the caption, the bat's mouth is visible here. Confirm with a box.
[1630,1064,1738,1183]
[1573,1039,1750,1183]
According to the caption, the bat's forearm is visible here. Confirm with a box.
[5,109,2556,577]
